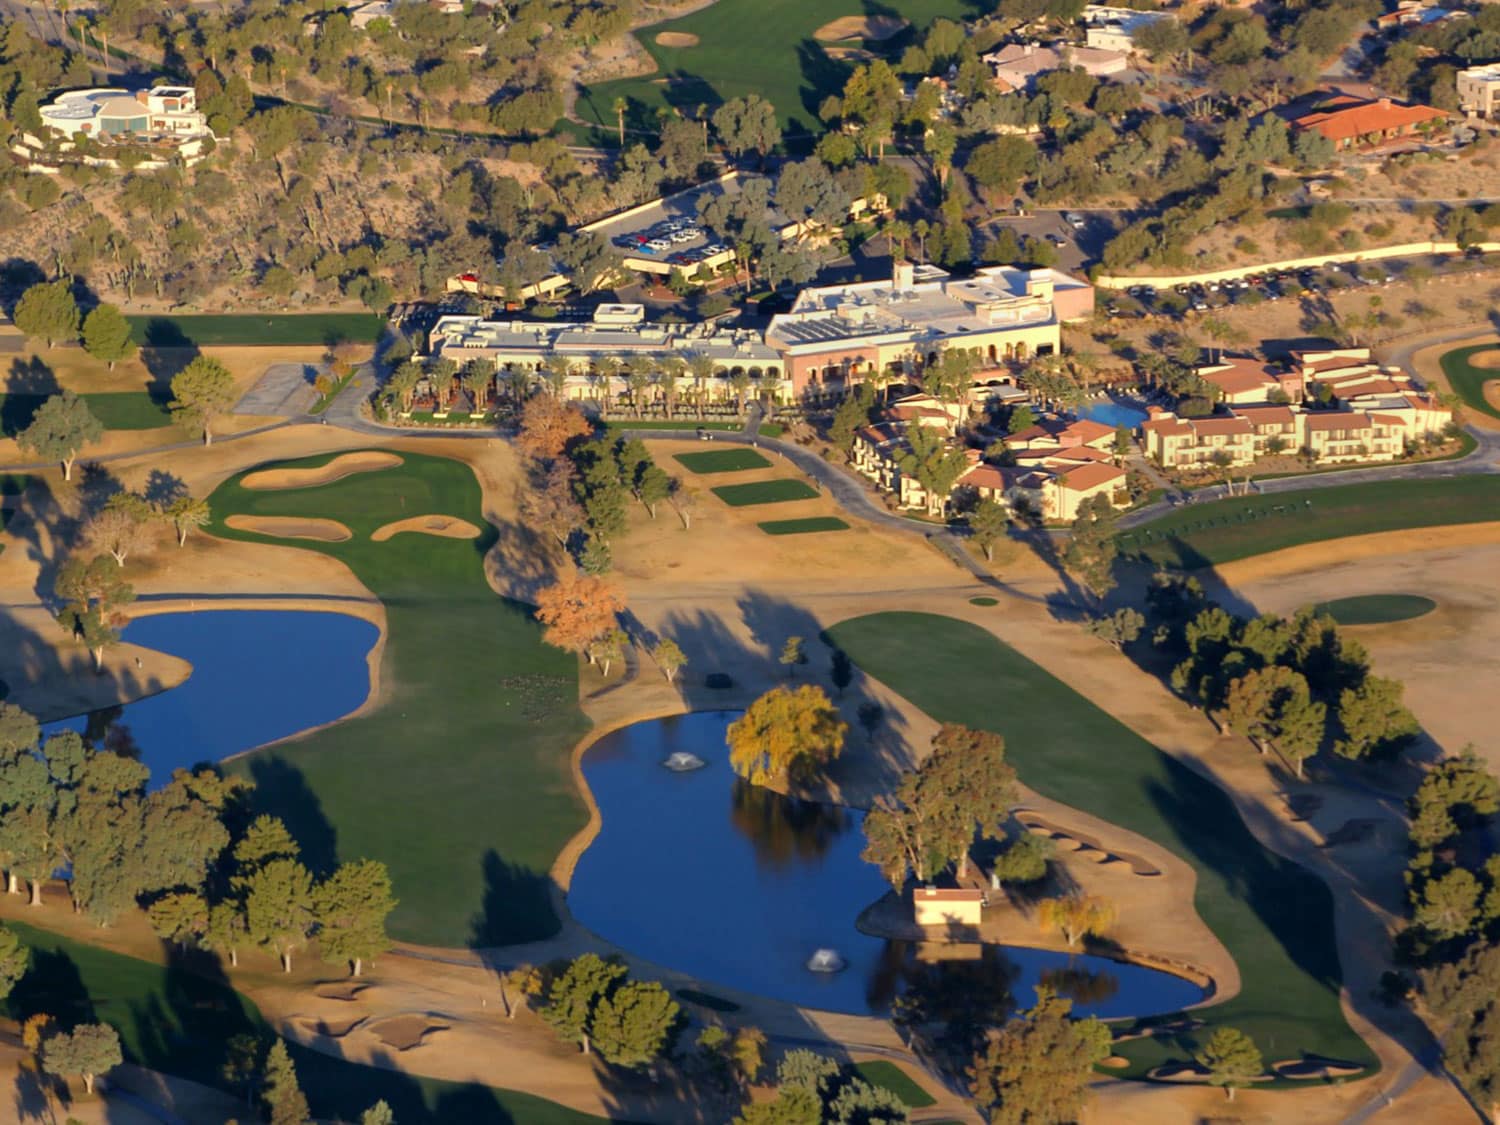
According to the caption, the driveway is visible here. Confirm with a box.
[234,362,320,416]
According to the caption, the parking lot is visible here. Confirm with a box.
[607,214,730,272]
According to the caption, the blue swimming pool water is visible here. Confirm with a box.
[1078,400,1148,429]
[45,609,378,783]
[569,711,1207,1018]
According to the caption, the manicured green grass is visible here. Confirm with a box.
[1119,477,1500,568]
[757,516,849,535]
[310,369,356,414]
[0,391,171,436]
[209,451,590,946]
[827,612,1377,1080]
[1440,344,1500,421]
[674,449,773,474]
[1312,594,1436,626]
[3,918,605,1123]
[968,596,999,606]
[711,478,819,506]
[854,1061,936,1108]
[759,423,785,438]
[128,313,385,348]
[576,0,974,137]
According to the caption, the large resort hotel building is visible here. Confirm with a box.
[429,263,1093,404]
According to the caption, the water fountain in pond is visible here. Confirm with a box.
[663,751,706,772]
[806,948,847,973]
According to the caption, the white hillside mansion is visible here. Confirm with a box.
[18,85,217,170]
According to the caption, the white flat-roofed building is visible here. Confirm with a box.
[1458,63,1500,119]
[27,85,214,168]
[765,261,1093,399]
[1081,5,1173,53]
[983,42,1129,91]
[427,305,787,408]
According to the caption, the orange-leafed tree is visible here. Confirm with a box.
[535,573,624,663]
[517,395,591,462]
[727,685,847,786]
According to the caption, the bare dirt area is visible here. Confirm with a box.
[222,514,353,541]
[654,30,699,45]
[814,14,910,41]
[370,514,481,541]
[241,450,402,490]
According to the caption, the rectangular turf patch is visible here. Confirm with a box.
[758,517,850,535]
[674,449,773,474]
[712,479,819,506]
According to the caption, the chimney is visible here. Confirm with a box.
[893,260,915,291]
[1378,97,1391,109]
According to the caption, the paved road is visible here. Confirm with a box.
[233,362,319,416]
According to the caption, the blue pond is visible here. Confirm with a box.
[46,609,378,782]
[569,711,1206,1018]
[1077,399,1148,429]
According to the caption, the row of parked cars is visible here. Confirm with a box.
[1108,261,1412,318]
[612,217,729,266]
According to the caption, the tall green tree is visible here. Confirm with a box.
[968,987,1111,1125]
[898,422,970,517]
[14,279,80,347]
[967,497,1009,562]
[1224,665,1325,778]
[16,390,102,481]
[712,94,782,162]
[590,980,680,1068]
[164,495,211,547]
[315,859,396,977]
[1063,494,1119,600]
[1335,675,1420,761]
[262,1039,310,1125]
[245,858,315,972]
[543,952,628,1055]
[41,1023,121,1095]
[726,685,846,786]
[1195,1027,1263,1101]
[0,924,28,1000]
[81,303,137,369]
[169,356,237,445]
[54,554,134,669]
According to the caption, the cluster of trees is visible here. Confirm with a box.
[1151,579,1418,778]
[862,724,1016,889]
[736,1048,909,1124]
[14,283,137,367]
[535,953,680,1067]
[0,702,395,976]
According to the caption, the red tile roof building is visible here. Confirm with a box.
[1290,95,1449,151]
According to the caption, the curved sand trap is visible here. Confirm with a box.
[815,14,909,41]
[224,515,352,542]
[655,31,698,46]
[370,514,482,542]
[315,982,371,1002]
[368,1014,448,1051]
[1099,1055,1130,1069]
[1470,348,1500,369]
[1017,813,1162,877]
[295,1015,365,1038]
[1147,1061,1210,1082]
[1273,1057,1365,1079]
[1321,818,1382,848]
[242,451,402,491]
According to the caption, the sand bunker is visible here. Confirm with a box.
[1099,1055,1130,1069]
[1147,1061,1211,1082]
[224,515,352,542]
[1470,349,1500,370]
[1273,1057,1365,1079]
[823,46,876,63]
[242,451,402,491]
[1322,818,1383,848]
[1285,793,1323,822]
[655,31,698,47]
[368,1014,448,1051]
[370,515,482,542]
[815,14,910,41]
[1017,813,1162,877]
[295,1015,365,1038]
[314,982,371,1002]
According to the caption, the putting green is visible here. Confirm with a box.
[674,448,773,474]
[1312,594,1436,625]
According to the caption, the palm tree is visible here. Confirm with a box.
[503,364,531,406]
[729,370,752,417]
[626,366,652,418]
[387,361,423,413]
[657,357,684,418]
[461,361,492,414]
[612,97,627,147]
[687,354,717,417]
[592,356,621,412]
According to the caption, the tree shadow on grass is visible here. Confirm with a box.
[246,754,340,879]
[468,848,560,949]
[8,946,96,1030]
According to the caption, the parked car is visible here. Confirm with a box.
[1063,212,1086,229]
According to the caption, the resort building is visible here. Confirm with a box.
[1081,5,1174,52]
[24,85,215,168]
[427,303,785,409]
[1139,411,1257,468]
[1458,63,1500,119]
[982,42,1129,92]
[765,261,1094,400]
[1288,95,1449,151]
[1194,355,1301,404]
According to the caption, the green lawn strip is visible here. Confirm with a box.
[602,420,743,433]
[2,918,605,1123]
[826,612,1377,1080]
[0,391,171,436]
[1312,594,1436,626]
[127,313,385,348]
[1119,476,1500,569]
[854,1061,936,1108]
[711,479,819,506]
[674,449,773,474]
[757,516,849,535]
[208,451,590,946]
[968,596,999,607]
[1440,345,1500,421]
[577,0,973,136]
[310,369,356,415]
[759,423,785,438]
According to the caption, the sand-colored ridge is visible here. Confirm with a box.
[814,14,909,41]
[241,450,402,491]
[370,514,482,542]
[314,981,372,1001]
[224,514,352,542]
[654,31,698,46]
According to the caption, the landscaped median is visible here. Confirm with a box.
[1119,476,1500,569]
[208,449,589,946]
[674,448,773,474]
[827,612,1377,1081]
